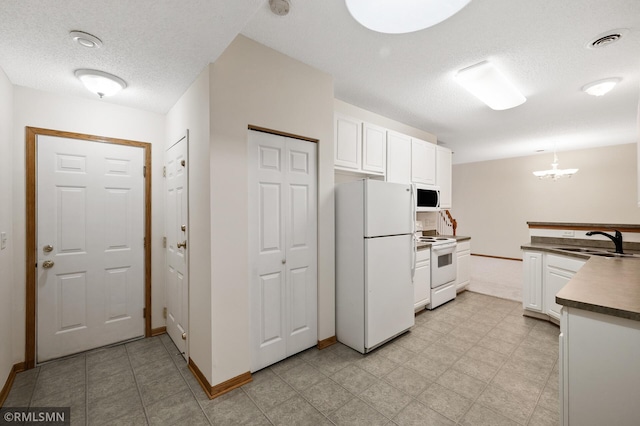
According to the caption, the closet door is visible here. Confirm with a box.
[248,130,317,372]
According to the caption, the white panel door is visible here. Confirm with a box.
[364,180,413,237]
[37,136,145,362]
[249,130,317,372]
[365,234,414,349]
[166,134,189,360]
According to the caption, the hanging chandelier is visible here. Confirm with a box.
[533,150,578,180]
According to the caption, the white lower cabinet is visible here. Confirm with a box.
[522,250,585,319]
[560,307,640,425]
[544,255,585,320]
[414,248,430,311]
[522,251,543,311]
[456,240,471,291]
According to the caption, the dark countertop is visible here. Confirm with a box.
[522,242,640,321]
[527,221,640,230]
[556,256,640,321]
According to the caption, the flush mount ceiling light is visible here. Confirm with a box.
[269,0,290,16]
[69,30,103,48]
[454,61,526,110]
[533,148,578,181]
[582,78,621,97]
[75,69,126,98]
[345,0,471,34]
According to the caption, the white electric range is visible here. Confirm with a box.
[417,236,458,309]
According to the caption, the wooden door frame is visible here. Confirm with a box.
[25,127,152,369]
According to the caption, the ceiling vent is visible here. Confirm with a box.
[587,29,627,49]
[269,0,290,16]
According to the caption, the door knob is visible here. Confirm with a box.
[181,332,187,340]
[42,260,55,269]
[177,240,187,249]
[43,245,54,253]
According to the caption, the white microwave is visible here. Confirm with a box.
[415,184,440,212]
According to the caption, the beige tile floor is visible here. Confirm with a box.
[3,291,560,425]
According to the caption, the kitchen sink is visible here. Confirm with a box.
[555,247,593,253]
[554,247,639,258]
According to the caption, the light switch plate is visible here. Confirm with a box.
[0,232,6,250]
[562,230,575,237]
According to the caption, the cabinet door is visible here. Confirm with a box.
[334,114,361,170]
[523,251,543,312]
[414,260,430,310]
[456,242,471,291]
[545,266,570,320]
[362,123,386,174]
[545,255,585,320]
[411,139,436,185]
[386,131,412,184]
[436,146,452,208]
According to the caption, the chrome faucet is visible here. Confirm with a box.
[586,230,624,254]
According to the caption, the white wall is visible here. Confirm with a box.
[11,87,166,363]
[452,143,639,259]
[0,68,14,388]
[208,35,334,385]
[165,67,212,380]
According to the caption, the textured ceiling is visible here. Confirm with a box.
[1,0,639,164]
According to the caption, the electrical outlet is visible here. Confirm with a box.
[0,232,6,250]
[562,230,575,238]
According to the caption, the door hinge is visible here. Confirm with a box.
[163,166,166,177]
[143,308,146,318]
[162,237,167,248]
[143,237,146,248]
[163,307,167,319]
[143,166,146,177]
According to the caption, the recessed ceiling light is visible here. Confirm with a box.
[75,69,126,98]
[582,78,620,96]
[69,30,102,49]
[454,61,526,110]
[345,0,470,34]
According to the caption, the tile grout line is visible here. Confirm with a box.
[124,343,151,425]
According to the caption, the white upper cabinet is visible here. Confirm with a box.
[411,138,436,185]
[386,131,412,184]
[334,114,386,175]
[362,123,386,174]
[436,146,452,209]
[334,113,362,170]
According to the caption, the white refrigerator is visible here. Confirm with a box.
[335,179,415,354]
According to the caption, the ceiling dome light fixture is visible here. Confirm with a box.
[69,30,103,49]
[582,78,621,97]
[269,0,290,16]
[75,69,127,98]
[454,61,526,110]
[345,0,471,34]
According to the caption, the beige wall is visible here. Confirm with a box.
[452,143,639,259]
[11,87,166,363]
[0,68,14,388]
[165,67,213,380]
[208,35,334,385]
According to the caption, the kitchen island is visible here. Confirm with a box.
[522,222,640,426]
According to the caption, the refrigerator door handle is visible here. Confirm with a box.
[410,184,416,280]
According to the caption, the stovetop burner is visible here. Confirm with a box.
[417,236,457,246]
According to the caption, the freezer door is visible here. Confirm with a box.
[364,180,413,237]
[365,234,415,349]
